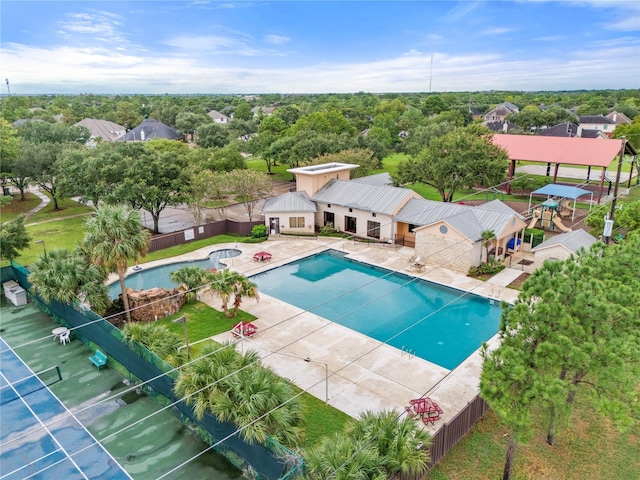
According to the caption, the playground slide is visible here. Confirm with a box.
[528,210,541,229]
[552,216,572,233]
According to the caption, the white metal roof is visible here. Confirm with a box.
[263,191,317,213]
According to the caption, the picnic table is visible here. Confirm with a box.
[232,321,258,338]
[253,251,272,262]
[408,397,443,425]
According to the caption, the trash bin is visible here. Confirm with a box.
[2,187,10,196]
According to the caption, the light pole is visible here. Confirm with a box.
[34,239,47,258]
[172,316,189,360]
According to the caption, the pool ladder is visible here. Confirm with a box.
[401,346,415,359]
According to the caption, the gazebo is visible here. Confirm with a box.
[528,184,593,222]
[493,134,636,203]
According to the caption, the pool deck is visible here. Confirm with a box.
[122,237,521,432]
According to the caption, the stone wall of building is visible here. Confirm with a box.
[125,288,186,322]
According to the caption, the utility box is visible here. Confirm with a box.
[3,281,27,306]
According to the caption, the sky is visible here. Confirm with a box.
[1,0,639,95]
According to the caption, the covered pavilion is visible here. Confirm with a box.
[493,134,637,203]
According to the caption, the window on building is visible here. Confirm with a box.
[289,217,305,228]
[345,216,357,233]
[372,212,376,217]
[367,221,380,239]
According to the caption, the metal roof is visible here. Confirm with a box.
[532,229,597,253]
[350,172,394,186]
[311,179,416,215]
[532,184,592,200]
[493,134,631,167]
[263,191,316,213]
[396,199,525,241]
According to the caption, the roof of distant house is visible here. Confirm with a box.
[579,115,616,125]
[538,122,604,139]
[532,229,598,253]
[12,118,45,127]
[120,118,181,142]
[483,120,522,133]
[74,118,126,141]
[208,110,231,121]
[251,106,275,115]
[263,191,316,213]
[492,134,634,167]
[311,179,418,216]
[605,111,632,124]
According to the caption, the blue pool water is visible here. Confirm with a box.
[250,250,501,370]
[108,249,241,299]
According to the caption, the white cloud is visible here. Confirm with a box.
[479,27,514,36]
[2,34,638,94]
[264,34,290,45]
[57,11,127,44]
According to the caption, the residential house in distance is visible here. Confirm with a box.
[264,163,527,271]
[483,102,519,122]
[251,106,275,117]
[208,110,231,124]
[605,111,632,126]
[539,122,607,139]
[74,118,126,147]
[483,120,522,134]
[578,114,617,137]
[120,118,182,142]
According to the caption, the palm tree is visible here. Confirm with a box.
[170,266,215,303]
[481,229,497,263]
[305,434,385,480]
[28,248,110,314]
[82,205,150,323]
[348,410,430,477]
[121,322,187,366]
[231,275,259,317]
[210,269,240,317]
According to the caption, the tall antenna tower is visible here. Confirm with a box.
[5,78,11,96]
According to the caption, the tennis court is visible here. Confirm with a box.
[0,338,131,480]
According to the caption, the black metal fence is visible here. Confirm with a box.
[148,219,263,253]
[9,262,302,480]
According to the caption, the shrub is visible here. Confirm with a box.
[251,224,267,239]
[468,259,505,277]
[523,228,544,247]
[319,223,337,236]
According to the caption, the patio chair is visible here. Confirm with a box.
[59,330,71,345]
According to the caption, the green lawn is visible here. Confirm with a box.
[245,157,293,182]
[427,393,640,480]
[0,193,41,223]
[299,389,351,450]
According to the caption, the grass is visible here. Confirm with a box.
[245,156,293,182]
[12,216,89,267]
[27,195,93,224]
[299,389,351,450]
[157,300,256,345]
[426,393,640,480]
[0,193,41,223]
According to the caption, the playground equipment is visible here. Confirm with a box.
[528,200,572,232]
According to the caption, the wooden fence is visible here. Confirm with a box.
[148,219,263,253]
[394,395,490,480]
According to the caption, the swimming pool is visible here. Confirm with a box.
[108,249,241,299]
[250,250,501,370]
